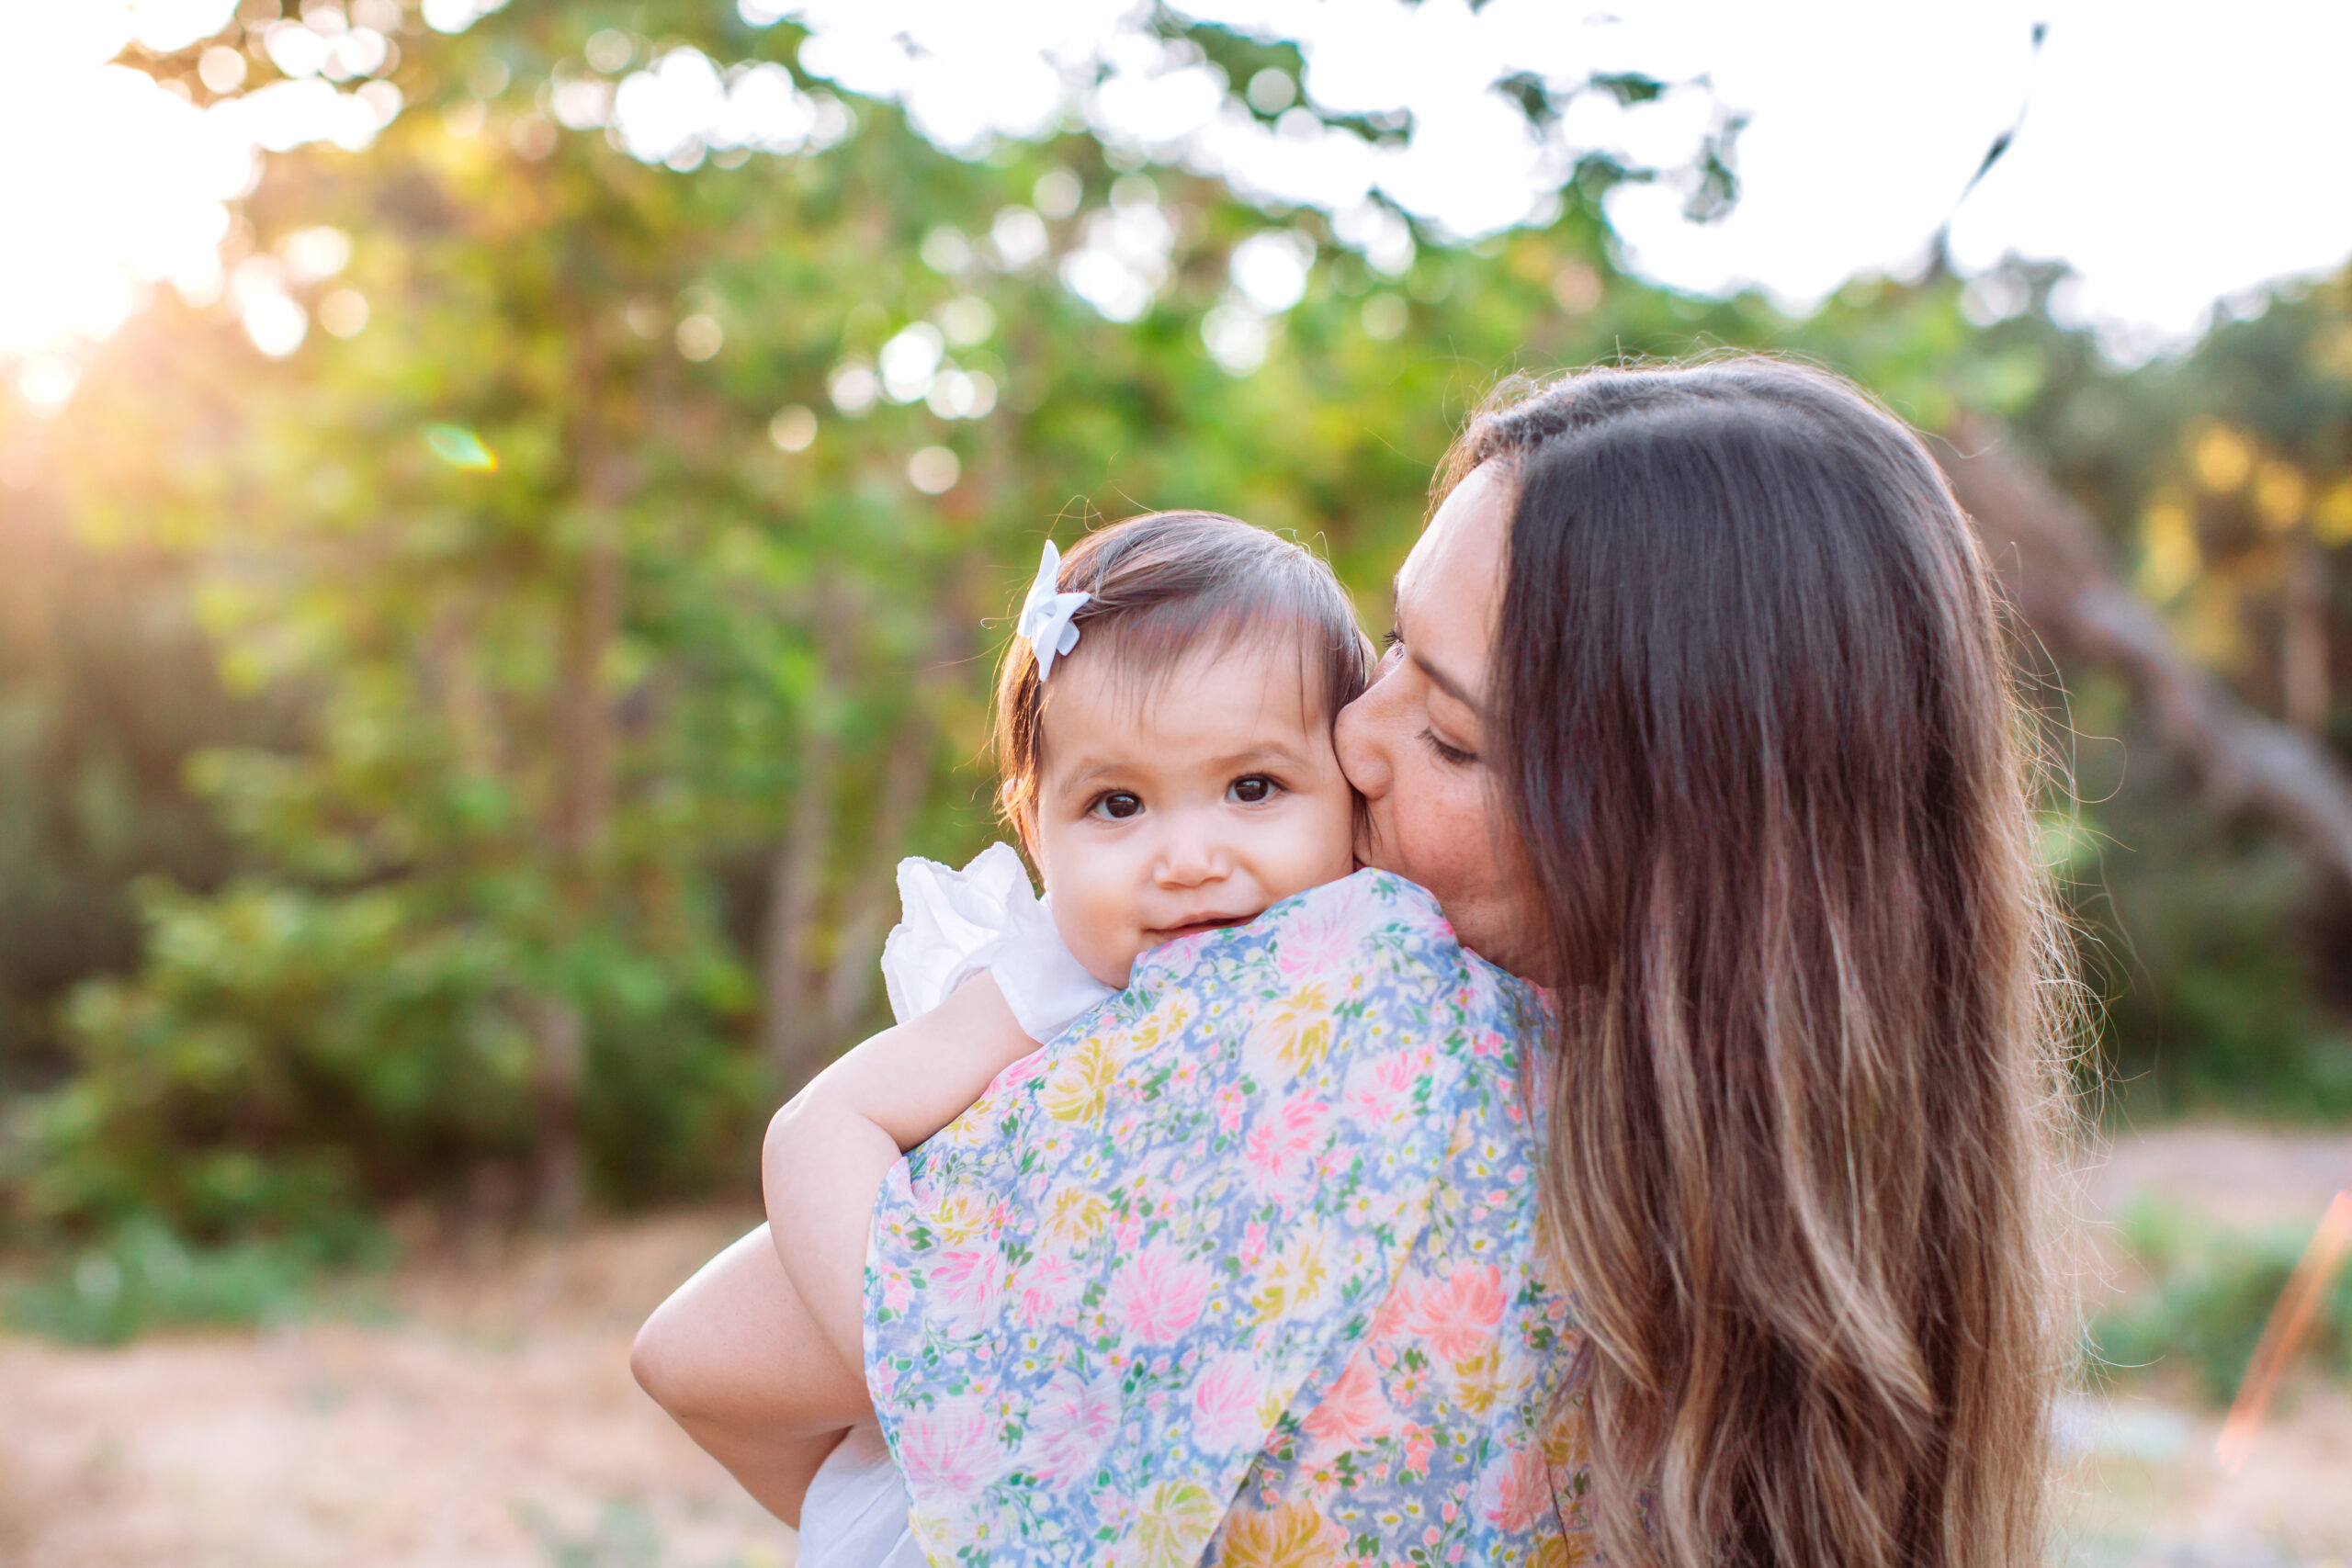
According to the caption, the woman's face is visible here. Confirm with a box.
[1334,461,1545,976]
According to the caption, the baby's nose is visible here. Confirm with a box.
[1153,819,1231,886]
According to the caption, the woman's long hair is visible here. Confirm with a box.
[1453,361,2078,1568]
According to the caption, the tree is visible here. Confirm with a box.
[13,1,2352,1250]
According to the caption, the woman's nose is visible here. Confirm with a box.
[1334,670,1395,800]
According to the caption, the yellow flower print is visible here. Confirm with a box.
[1041,1185,1111,1250]
[1246,982,1333,1077]
[924,1190,986,1248]
[1541,1416,1592,1472]
[1248,1233,1329,1324]
[1130,1481,1222,1568]
[1214,1499,1343,1568]
[1043,1034,1123,1123]
[1127,996,1196,1055]
[1451,1345,1504,1416]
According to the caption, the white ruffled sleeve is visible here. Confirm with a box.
[878,841,1114,1042]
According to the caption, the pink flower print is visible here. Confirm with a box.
[1245,1094,1329,1190]
[1402,1424,1436,1476]
[1483,1444,1551,1534]
[1407,1263,1507,1365]
[896,1404,1001,1502]
[1239,1221,1268,1268]
[1110,1244,1214,1341]
[1020,1367,1122,1482]
[929,1247,1002,1327]
[993,1045,1050,1090]
[1299,1355,1394,1445]
[1011,1252,1080,1326]
[881,1270,913,1314]
[1367,1284,1413,1343]
[1343,1049,1426,1126]
[1215,1082,1246,1134]
[1272,886,1364,980]
[1191,1352,1268,1452]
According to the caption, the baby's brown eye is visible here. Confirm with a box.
[1092,791,1143,820]
[1228,775,1276,805]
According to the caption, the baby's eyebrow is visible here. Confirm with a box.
[1054,756,1140,793]
[1203,745,1309,774]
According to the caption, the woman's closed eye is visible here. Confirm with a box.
[1089,789,1144,820]
[1420,729,1476,767]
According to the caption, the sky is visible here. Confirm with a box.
[6,0,2349,402]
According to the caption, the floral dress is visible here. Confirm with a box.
[864,870,1598,1567]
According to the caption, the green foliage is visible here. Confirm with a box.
[535,1502,663,1568]
[2095,1201,2352,1404]
[4,0,2352,1276]
[0,516,258,1096]
[0,1217,365,1346]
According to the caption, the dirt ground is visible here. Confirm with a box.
[1,1208,790,1568]
[2,1125,2347,1568]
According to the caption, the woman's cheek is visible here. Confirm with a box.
[1424,767,1492,900]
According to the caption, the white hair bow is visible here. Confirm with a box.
[1016,540,1091,681]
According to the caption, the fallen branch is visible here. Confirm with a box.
[1933,415,2352,888]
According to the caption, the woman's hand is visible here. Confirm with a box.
[629,1224,872,1525]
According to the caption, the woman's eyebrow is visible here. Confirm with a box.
[1412,649,1482,715]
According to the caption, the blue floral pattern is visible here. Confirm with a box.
[864,870,1596,1566]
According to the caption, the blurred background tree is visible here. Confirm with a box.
[2,0,2347,1262]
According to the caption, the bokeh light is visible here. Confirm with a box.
[0,0,401,399]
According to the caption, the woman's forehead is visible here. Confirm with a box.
[1399,464,1510,678]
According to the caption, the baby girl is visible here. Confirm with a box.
[763,510,1373,1564]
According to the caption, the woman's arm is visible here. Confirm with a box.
[628,1224,869,1525]
[764,970,1035,1371]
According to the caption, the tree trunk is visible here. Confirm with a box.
[762,591,854,1080]
[2285,536,2330,738]
[763,583,972,1095]
[531,462,628,1228]
[1932,417,2352,887]
[527,992,586,1229]
[762,721,838,1074]
[820,712,934,1045]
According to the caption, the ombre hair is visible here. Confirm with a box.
[991,511,1372,834]
[1448,361,2078,1568]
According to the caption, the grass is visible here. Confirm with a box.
[0,1218,387,1345]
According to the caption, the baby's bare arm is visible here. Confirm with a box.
[764,971,1040,1375]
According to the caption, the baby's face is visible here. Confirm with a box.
[1025,635,1359,987]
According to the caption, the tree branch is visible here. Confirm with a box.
[1933,415,2352,887]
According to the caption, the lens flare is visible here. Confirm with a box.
[422,423,496,471]
[2215,1190,2352,1472]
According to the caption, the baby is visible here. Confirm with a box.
[764,511,1372,1565]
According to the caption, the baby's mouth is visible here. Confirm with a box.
[1147,913,1253,942]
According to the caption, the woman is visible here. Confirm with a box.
[635,358,2076,1568]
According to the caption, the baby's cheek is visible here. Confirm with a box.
[1301,793,1363,886]
[1050,886,1140,990]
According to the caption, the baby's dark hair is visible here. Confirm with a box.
[993,511,1373,831]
